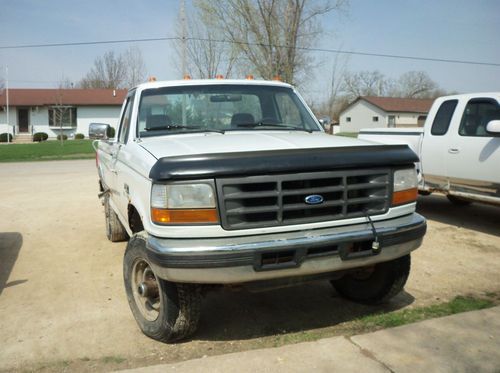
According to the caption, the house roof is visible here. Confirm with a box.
[0,88,128,107]
[345,96,434,114]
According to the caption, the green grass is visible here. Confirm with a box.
[0,140,95,162]
[335,132,358,138]
[101,356,126,364]
[357,296,494,329]
[270,296,495,346]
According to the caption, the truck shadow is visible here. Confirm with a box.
[416,194,500,237]
[0,232,24,296]
[196,282,414,341]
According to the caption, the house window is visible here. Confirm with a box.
[49,106,77,127]
[372,116,379,122]
[346,117,351,122]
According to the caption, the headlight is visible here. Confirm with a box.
[151,183,218,224]
[392,168,418,206]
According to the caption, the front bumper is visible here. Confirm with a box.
[146,213,426,284]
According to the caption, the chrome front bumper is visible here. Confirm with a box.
[146,213,426,284]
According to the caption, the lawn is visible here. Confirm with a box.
[0,140,96,162]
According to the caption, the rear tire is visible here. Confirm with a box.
[124,233,202,342]
[447,195,472,206]
[331,254,411,305]
[104,195,128,242]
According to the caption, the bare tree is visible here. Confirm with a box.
[392,71,437,98]
[193,0,347,85]
[52,84,73,145]
[323,52,349,119]
[80,48,146,89]
[174,3,238,79]
[342,70,389,99]
[123,46,147,87]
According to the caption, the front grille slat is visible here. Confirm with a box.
[217,169,391,230]
[282,200,345,211]
[281,185,345,196]
[226,205,280,216]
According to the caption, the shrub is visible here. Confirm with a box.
[0,133,13,143]
[33,132,49,142]
[56,134,68,141]
[74,133,85,140]
[108,127,116,138]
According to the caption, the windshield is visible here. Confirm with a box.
[137,84,320,137]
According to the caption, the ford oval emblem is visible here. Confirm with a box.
[304,194,324,205]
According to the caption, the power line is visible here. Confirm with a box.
[0,37,177,50]
[1,36,499,68]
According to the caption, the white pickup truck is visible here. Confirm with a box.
[90,79,426,342]
[359,92,500,206]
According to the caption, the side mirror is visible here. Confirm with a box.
[89,123,113,140]
[486,120,500,136]
[318,116,331,130]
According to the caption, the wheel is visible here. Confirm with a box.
[123,233,202,342]
[447,195,472,206]
[331,254,411,305]
[104,195,128,242]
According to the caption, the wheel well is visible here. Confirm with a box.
[128,205,144,233]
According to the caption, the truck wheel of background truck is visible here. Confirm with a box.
[331,254,411,305]
[123,233,202,342]
[104,195,128,242]
[447,195,472,206]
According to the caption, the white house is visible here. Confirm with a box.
[0,88,127,139]
[339,96,434,133]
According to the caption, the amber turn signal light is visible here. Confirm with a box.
[392,188,418,206]
[151,208,219,224]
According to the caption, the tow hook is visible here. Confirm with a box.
[98,188,110,199]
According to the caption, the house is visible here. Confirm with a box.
[339,96,434,133]
[0,88,127,139]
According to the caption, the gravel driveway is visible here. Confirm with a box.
[0,160,499,372]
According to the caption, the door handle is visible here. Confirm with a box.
[448,148,460,154]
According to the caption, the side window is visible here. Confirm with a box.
[459,99,500,137]
[430,99,458,136]
[118,95,134,143]
[275,92,302,125]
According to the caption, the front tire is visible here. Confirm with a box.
[123,234,202,342]
[331,254,411,305]
[104,195,128,242]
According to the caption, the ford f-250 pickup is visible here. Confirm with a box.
[359,92,500,206]
[90,79,426,342]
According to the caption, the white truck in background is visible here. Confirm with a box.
[359,93,500,206]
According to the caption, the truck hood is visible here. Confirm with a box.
[139,131,375,159]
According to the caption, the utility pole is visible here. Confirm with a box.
[180,0,187,78]
[180,0,187,125]
[6,66,10,144]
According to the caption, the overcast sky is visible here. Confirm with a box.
[1,0,499,101]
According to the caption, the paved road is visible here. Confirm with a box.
[0,160,499,372]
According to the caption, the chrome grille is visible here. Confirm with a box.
[216,169,391,230]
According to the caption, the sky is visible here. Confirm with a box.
[1,0,499,102]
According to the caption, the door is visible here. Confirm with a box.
[18,108,29,133]
[388,115,396,127]
[113,93,135,221]
[445,98,500,196]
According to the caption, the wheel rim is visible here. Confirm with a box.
[131,258,161,321]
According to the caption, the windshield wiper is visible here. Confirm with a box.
[145,124,225,134]
[235,121,313,133]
